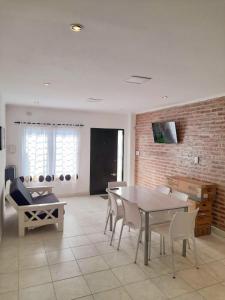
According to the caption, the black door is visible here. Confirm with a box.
[90,128,124,195]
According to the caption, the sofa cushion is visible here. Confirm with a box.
[10,178,33,206]
[32,193,59,205]
[27,193,59,219]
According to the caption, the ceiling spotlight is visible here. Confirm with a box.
[87,98,103,103]
[43,82,51,86]
[162,96,168,100]
[126,75,152,84]
[70,24,84,32]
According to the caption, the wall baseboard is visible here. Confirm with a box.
[211,226,225,238]
[56,192,90,198]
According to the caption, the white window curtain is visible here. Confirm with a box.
[20,126,80,180]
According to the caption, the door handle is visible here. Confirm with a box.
[110,173,117,176]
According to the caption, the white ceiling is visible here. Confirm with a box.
[0,0,225,113]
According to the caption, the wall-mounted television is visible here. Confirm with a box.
[152,121,178,144]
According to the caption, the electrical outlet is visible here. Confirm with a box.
[194,156,199,164]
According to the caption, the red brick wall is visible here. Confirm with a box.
[135,96,225,231]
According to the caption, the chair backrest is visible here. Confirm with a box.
[122,199,141,229]
[171,190,188,202]
[169,209,199,240]
[155,185,170,195]
[108,191,122,217]
[108,181,127,188]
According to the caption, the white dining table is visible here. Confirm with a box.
[110,186,188,265]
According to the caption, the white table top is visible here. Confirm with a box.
[109,186,188,213]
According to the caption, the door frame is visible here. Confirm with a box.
[89,128,125,195]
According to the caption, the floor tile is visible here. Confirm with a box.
[178,267,218,289]
[87,233,111,243]
[46,249,75,265]
[19,253,48,270]
[103,252,133,268]
[72,244,99,259]
[19,243,45,258]
[0,257,18,273]
[53,276,91,300]
[200,260,225,281]
[0,291,18,300]
[93,287,131,300]
[50,261,81,281]
[125,279,167,300]
[19,283,56,300]
[67,235,91,247]
[0,273,18,294]
[94,241,117,254]
[78,256,109,274]
[84,270,120,293]
[198,283,225,300]
[173,291,205,299]
[112,263,148,285]
[44,238,70,252]
[19,266,51,289]
[151,274,193,298]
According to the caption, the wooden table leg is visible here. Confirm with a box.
[144,212,150,265]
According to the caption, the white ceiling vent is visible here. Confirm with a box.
[126,75,152,84]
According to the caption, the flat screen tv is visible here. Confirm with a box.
[152,121,178,144]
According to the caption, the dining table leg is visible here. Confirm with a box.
[144,212,150,265]
[182,206,188,257]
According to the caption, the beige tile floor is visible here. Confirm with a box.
[1,195,225,300]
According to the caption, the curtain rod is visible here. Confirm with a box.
[14,121,84,127]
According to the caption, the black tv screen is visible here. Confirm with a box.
[152,122,178,144]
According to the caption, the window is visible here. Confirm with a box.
[21,126,80,179]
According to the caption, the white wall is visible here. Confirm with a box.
[0,97,6,241]
[6,105,132,196]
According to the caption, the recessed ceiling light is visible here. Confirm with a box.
[162,96,168,100]
[70,24,84,32]
[87,98,103,103]
[126,75,152,84]
[43,82,51,86]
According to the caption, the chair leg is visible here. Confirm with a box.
[187,239,191,249]
[160,235,163,255]
[162,236,166,255]
[110,217,117,246]
[117,220,124,250]
[134,228,142,263]
[104,209,111,234]
[148,230,152,260]
[192,237,199,268]
[171,240,176,278]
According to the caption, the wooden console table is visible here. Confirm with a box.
[167,176,216,236]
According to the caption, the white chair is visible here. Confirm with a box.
[107,191,124,245]
[117,198,145,262]
[154,185,170,195]
[151,209,199,278]
[104,181,127,234]
[171,190,189,202]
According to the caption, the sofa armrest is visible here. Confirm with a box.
[18,201,67,211]
[26,186,53,196]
